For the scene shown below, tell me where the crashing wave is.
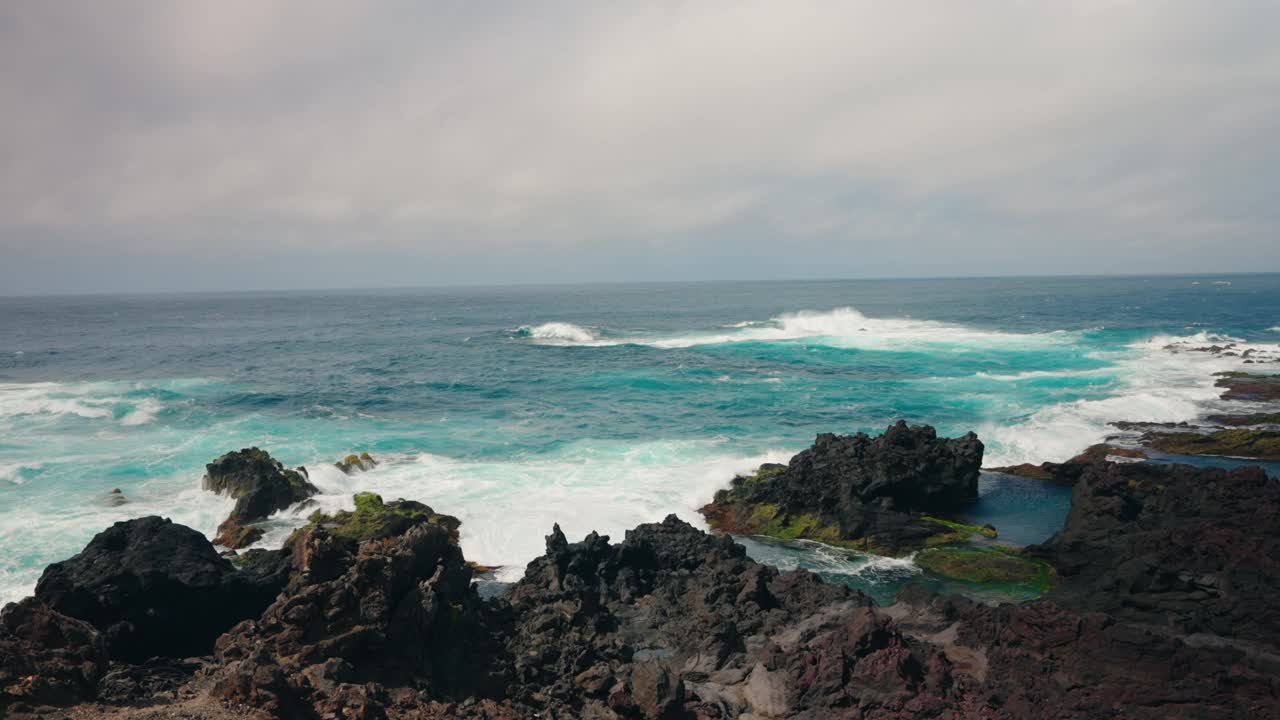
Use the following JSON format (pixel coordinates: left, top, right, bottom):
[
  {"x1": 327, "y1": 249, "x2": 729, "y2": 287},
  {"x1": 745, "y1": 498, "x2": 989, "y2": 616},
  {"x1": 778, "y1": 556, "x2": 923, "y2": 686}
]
[{"x1": 516, "y1": 322, "x2": 599, "y2": 345}]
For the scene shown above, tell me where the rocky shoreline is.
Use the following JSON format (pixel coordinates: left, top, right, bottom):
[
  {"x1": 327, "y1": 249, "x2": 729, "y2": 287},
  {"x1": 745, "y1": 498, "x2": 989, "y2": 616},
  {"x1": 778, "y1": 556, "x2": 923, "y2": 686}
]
[{"x1": 3, "y1": 372, "x2": 1280, "y2": 718}]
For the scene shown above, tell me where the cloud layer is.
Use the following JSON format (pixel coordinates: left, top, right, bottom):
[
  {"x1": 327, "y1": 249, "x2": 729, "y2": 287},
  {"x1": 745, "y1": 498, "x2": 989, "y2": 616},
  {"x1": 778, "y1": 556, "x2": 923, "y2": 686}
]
[{"x1": 2, "y1": 2, "x2": 1278, "y2": 292}]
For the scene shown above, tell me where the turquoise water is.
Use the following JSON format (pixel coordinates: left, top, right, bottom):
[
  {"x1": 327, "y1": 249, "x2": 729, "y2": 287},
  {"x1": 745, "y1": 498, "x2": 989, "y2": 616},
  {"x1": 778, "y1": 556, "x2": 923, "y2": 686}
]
[{"x1": 2, "y1": 275, "x2": 1278, "y2": 603}]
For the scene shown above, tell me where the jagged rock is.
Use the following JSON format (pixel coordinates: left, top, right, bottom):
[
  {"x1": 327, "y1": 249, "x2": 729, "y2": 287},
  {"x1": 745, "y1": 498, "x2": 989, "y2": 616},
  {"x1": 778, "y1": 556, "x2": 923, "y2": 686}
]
[
  {"x1": 32, "y1": 516, "x2": 289, "y2": 663},
  {"x1": 503, "y1": 515, "x2": 946, "y2": 718},
  {"x1": 0, "y1": 598, "x2": 108, "y2": 707},
  {"x1": 336, "y1": 451, "x2": 379, "y2": 474},
  {"x1": 209, "y1": 522, "x2": 506, "y2": 718},
  {"x1": 701, "y1": 422, "x2": 985, "y2": 555},
  {"x1": 203, "y1": 447, "x2": 318, "y2": 548}
]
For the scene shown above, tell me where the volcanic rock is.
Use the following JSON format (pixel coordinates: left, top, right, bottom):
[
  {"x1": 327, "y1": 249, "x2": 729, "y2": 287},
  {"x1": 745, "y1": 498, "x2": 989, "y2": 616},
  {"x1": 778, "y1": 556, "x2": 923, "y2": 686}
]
[
  {"x1": 701, "y1": 422, "x2": 985, "y2": 555},
  {"x1": 32, "y1": 516, "x2": 289, "y2": 663},
  {"x1": 203, "y1": 447, "x2": 318, "y2": 548}
]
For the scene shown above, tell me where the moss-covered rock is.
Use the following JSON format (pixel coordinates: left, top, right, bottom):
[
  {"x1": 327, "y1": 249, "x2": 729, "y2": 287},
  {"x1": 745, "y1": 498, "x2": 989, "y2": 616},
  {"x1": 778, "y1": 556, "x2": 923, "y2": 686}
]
[
  {"x1": 335, "y1": 452, "x2": 378, "y2": 474},
  {"x1": 1146, "y1": 428, "x2": 1280, "y2": 460},
  {"x1": 293, "y1": 492, "x2": 461, "y2": 545},
  {"x1": 915, "y1": 546, "x2": 1054, "y2": 596},
  {"x1": 701, "y1": 423, "x2": 988, "y2": 556}
]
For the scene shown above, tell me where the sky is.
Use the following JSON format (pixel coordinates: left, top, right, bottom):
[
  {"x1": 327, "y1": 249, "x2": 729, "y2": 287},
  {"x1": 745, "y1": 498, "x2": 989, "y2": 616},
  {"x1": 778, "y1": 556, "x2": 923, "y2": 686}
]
[{"x1": 1, "y1": 2, "x2": 1278, "y2": 294}]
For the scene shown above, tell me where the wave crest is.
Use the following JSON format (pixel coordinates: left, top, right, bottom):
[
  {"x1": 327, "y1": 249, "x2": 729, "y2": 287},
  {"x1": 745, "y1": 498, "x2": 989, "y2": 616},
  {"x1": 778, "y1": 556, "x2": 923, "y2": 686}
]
[{"x1": 517, "y1": 322, "x2": 599, "y2": 344}]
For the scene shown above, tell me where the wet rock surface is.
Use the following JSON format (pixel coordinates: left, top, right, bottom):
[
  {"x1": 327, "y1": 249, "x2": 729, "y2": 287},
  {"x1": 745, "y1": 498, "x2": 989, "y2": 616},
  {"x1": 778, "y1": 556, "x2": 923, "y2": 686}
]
[
  {"x1": 701, "y1": 422, "x2": 985, "y2": 555},
  {"x1": 203, "y1": 447, "x2": 319, "y2": 548}
]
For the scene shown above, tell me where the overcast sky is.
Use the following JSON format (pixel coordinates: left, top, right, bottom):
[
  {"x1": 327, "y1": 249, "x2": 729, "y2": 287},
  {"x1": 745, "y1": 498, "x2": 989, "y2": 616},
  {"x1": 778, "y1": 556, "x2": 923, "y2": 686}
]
[{"x1": 1, "y1": 2, "x2": 1278, "y2": 294}]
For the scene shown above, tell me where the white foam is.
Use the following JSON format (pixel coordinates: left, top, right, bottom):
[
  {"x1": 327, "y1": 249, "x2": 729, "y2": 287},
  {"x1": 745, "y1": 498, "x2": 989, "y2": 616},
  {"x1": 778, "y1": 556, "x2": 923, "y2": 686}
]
[
  {"x1": 120, "y1": 398, "x2": 162, "y2": 426},
  {"x1": 1270, "y1": 326, "x2": 1280, "y2": 333},
  {"x1": 519, "y1": 322, "x2": 599, "y2": 344},
  {"x1": 250, "y1": 441, "x2": 789, "y2": 583},
  {"x1": 522, "y1": 307, "x2": 1073, "y2": 352},
  {"x1": 972, "y1": 368, "x2": 1108, "y2": 382},
  {"x1": 982, "y1": 331, "x2": 1280, "y2": 466},
  {"x1": 0, "y1": 479, "x2": 235, "y2": 606}
]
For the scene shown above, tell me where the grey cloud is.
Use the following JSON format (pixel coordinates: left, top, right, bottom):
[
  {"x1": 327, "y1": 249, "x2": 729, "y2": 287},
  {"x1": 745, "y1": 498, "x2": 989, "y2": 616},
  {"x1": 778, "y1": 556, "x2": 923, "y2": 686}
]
[{"x1": 1, "y1": 2, "x2": 1278, "y2": 293}]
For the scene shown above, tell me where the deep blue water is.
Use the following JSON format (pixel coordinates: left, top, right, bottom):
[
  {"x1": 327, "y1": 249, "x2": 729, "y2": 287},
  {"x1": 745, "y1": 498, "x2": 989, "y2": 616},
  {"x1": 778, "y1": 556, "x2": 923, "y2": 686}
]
[{"x1": 2, "y1": 275, "x2": 1277, "y2": 603}]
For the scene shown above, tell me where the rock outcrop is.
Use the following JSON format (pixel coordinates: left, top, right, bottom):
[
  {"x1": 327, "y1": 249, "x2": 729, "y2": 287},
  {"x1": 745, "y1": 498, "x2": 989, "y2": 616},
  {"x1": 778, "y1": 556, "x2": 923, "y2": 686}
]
[
  {"x1": 1214, "y1": 371, "x2": 1280, "y2": 402},
  {"x1": 336, "y1": 451, "x2": 379, "y2": 474},
  {"x1": 209, "y1": 521, "x2": 506, "y2": 719},
  {"x1": 1033, "y1": 460, "x2": 1280, "y2": 641},
  {"x1": 292, "y1": 492, "x2": 462, "y2": 544},
  {"x1": 203, "y1": 447, "x2": 319, "y2": 548},
  {"x1": 31, "y1": 516, "x2": 289, "y2": 663},
  {"x1": 503, "y1": 514, "x2": 950, "y2": 719},
  {"x1": 702, "y1": 422, "x2": 985, "y2": 555}
]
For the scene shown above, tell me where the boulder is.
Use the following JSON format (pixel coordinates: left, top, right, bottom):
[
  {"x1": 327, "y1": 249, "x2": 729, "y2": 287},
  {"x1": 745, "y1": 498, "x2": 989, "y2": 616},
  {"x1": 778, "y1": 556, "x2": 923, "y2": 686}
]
[
  {"x1": 32, "y1": 516, "x2": 289, "y2": 663},
  {"x1": 203, "y1": 447, "x2": 318, "y2": 548},
  {"x1": 701, "y1": 422, "x2": 985, "y2": 555}
]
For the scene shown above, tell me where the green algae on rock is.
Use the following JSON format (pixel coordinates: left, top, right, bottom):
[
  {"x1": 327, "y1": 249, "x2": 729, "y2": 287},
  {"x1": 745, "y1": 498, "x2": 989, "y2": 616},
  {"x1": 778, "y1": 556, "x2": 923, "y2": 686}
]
[
  {"x1": 914, "y1": 545, "x2": 1054, "y2": 597},
  {"x1": 1145, "y1": 428, "x2": 1280, "y2": 460},
  {"x1": 293, "y1": 491, "x2": 461, "y2": 544},
  {"x1": 701, "y1": 422, "x2": 987, "y2": 556}
]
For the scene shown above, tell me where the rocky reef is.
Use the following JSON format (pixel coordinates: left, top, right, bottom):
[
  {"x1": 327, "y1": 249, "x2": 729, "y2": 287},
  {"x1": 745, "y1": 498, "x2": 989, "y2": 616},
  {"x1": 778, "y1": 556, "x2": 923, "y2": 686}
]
[
  {"x1": 701, "y1": 421, "x2": 985, "y2": 556},
  {"x1": 203, "y1": 447, "x2": 319, "y2": 548},
  {"x1": 3, "y1": 434, "x2": 1280, "y2": 718}
]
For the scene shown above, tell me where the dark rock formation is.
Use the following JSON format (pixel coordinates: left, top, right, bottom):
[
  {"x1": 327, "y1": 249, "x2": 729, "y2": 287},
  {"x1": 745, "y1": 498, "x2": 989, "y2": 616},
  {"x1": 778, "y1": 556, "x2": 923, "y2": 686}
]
[
  {"x1": 32, "y1": 516, "x2": 289, "y2": 663},
  {"x1": 336, "y1": 451, "x2": 379, "y2": 474},
  {"x1": 203, "y1": 447, "x2": 319, "y2": 548},
  {"x1": 1034, "y1": 460, "x2": 1280, "y2": 640},
  {"x1": 0, "y1": 598, "x2": 108, "y2": 707},
  {"x1": 209, "y1": 522, "x2": 506, "y2": 719},
  {"x1": 504, "y1": 515, "x2": 948, "y2": 719},
  {"x1": 702, "y1": 422, "x2": 984, "y2": 555}
]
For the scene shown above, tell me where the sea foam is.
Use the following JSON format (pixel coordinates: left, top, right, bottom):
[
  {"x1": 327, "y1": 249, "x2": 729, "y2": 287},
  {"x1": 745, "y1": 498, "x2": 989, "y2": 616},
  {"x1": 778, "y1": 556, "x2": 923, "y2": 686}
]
[
  {"x1": 981, "y1": 332, "x2": 1280, "y2": 466},
  {"x1": 523, "y1": 306, "x2": 1072, "y2": 351}
]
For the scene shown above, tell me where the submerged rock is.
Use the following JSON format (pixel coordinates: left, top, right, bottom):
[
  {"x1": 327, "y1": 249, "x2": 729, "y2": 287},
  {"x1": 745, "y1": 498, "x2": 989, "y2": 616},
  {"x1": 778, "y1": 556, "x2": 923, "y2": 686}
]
[
  {"x1": 1214, "y1": 371, "x2": 1280, "y2": 402},
  {"x1": 986, "y1": 444, "x2": 1145, "y2": 483},
  {"x1": 335, "y1": 451, "x2": 378, "y2": 474},
  {"x1": 701, "y1": 421, "x2": 985, "y2": 555},
  {"x1": 31, "y1": 516, "x2": 289, "y2": 663},
  {"x1": 203, "y1": 447, "x2": 318, "y2": 548}
]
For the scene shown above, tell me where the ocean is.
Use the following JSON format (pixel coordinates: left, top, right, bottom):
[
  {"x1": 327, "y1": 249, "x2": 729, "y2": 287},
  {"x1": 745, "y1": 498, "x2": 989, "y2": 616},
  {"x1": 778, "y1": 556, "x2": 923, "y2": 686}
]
[{"x1": 2, "y1": 274, "x2": 1278, "y2": 605}]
